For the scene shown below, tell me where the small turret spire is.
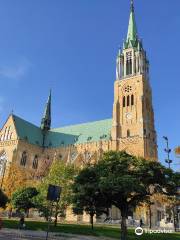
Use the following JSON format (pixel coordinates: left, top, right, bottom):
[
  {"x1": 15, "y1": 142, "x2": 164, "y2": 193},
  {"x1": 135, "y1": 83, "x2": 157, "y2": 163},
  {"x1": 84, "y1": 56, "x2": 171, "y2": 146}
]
[{"x1": 41, "y1": 90, "x2": 51, "y2": 131}]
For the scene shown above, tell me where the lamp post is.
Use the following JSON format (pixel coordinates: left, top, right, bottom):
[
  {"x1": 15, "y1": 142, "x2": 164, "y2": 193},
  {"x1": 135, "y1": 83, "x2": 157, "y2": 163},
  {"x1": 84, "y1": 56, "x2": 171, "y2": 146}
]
[
  {"x1": 163, "y1": 136, "x2": 173, "y2": 169},
  {"x1": 46, "y1": 185, "x2": 61, "y2": 240}
]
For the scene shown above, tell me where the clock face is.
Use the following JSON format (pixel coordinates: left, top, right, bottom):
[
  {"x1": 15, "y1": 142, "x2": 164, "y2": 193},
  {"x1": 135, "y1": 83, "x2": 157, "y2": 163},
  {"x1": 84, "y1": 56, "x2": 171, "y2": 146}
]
[{"x1": 125, "y1": 112, "x2": 132, "y2": 120}]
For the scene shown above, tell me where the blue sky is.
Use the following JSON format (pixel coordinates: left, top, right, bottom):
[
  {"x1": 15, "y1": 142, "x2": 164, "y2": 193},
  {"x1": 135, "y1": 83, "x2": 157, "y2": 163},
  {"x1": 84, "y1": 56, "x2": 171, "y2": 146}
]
[{"x1": 0, "y1": 0, "x2": 179, "y2": 170}]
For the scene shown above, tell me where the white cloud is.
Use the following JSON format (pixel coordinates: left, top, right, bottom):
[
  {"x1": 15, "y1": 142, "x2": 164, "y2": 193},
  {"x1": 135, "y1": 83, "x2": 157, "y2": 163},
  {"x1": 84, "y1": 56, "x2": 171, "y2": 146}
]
[{"x1": 0, "y1": 58, "x2": 31, "y2": 81}]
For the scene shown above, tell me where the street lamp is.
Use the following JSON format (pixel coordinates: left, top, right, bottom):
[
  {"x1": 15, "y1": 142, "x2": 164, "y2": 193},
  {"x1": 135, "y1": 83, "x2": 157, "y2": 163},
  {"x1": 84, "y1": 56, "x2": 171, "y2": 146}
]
[{"x1": 163, "y1": 136, "x2": 173, "y2": 169}]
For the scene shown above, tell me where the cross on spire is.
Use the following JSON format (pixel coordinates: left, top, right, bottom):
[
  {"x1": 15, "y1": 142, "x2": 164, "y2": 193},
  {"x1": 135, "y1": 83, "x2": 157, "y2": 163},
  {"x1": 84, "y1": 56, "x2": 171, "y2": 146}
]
[{"x1": 131, "y1": 0, "x2": 134, "y2": 12}]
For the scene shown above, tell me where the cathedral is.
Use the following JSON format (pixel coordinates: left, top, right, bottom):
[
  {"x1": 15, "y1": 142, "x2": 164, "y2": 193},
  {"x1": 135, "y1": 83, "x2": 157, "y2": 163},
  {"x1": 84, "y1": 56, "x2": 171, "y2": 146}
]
[{"x1": 0, "y1": 0, "x2": 162, "y2": 226}]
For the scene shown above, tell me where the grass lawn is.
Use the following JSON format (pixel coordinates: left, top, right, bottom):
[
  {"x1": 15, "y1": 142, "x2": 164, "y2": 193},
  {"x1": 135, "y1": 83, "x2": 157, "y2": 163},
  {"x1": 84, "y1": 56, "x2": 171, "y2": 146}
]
[{"x1": 3, "y1": 219, "x2": 180, "y2": 240}]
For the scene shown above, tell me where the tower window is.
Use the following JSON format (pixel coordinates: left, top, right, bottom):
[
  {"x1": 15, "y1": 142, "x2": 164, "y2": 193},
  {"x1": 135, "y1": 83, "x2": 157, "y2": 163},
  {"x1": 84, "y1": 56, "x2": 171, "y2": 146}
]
[
  {"x1": 144, "y1": 129, "x2": 146, "y2": 135},
  {"x1": 127, "y1": 130, "x2": 130, "y2": 137},
  {"x1": 20, "y1": 151, "x2": 27, "y2": 167},
  {"x1": 126, "y1": 52, "x2": 132, "y2": 75},
  {"x1": 131, "y1": 95, "x2": 134, "y2": 105},
  {"x1": 123, "y1": 96, "x2": 126, "y2": 107},
  {"x1": 127, "y1": 95, "x2": 130, "y2": 106},
  {"x1": 32, "y1": 155, "x2": 38, "y2": 169}
]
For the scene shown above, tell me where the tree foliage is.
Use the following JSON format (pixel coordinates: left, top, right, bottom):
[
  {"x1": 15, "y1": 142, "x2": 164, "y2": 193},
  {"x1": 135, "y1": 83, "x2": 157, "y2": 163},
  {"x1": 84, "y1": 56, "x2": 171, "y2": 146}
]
[
  {"x1": 3, "y1": 162, "x2": 37, "y2": 199},
  {"x1": 11, "y1": 187, "x2": 38, "y2": 216},
  {"x1": 175, "y1": 146, "x2": 180, "y2": 157},
  {"x1": 35, "y1": 160, "x2": 77, "y2": 225},
  {"x1": 72, "y1": 166, "x2": 110, "y2": 229},
  {"x1": 0, "y1": 188, "x2": 8, "y2": 208},
  {"x1": 161, "y1": 171, "x2": 180, "y2": 231},
  {"x1": 72, "y1": 151, "x2": 180, "y2": 240}
]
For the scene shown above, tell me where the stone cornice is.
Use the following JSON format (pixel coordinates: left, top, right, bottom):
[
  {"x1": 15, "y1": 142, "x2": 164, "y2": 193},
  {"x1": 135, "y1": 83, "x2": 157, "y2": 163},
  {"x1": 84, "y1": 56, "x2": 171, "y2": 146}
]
[{"x1": 0, "y1": 140, "x2": 18, "y2": 147}]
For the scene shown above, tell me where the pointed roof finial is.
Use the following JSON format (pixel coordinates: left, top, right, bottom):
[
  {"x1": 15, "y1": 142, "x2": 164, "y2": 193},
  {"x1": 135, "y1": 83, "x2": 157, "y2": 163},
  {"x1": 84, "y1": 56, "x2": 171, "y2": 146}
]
[
  {"x1": 41, "y1": 90, "x2": 51, "y2": 131},
  {"x1": 125, "y1": 0, "x2": 138, "y2": 48},
  {"x1": 131, "y1": 0, "x2": 134, "y2": 12}
]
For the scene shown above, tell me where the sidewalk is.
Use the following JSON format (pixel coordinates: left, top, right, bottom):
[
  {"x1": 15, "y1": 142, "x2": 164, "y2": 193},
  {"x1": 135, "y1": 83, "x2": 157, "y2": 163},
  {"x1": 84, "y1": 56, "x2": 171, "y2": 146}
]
[{"x1": 0, "y1": 228, "x2": 113, "y2": 240}]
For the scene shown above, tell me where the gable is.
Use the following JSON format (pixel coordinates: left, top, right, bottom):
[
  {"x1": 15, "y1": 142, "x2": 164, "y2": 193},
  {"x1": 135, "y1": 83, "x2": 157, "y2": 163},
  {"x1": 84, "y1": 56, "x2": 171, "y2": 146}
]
[{"x1": 0, "y1": 115, "x2": 18, "y2": 142}]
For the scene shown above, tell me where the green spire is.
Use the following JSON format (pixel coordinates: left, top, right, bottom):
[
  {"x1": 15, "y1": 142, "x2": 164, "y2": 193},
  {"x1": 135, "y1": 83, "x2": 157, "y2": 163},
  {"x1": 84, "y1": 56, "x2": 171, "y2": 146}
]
[
  {"x1": 126, "y1": 0, "x2": 138, "y2": 48},
  {"x1": 41, "y1": 90, "x2": 51, "y2": 131}
]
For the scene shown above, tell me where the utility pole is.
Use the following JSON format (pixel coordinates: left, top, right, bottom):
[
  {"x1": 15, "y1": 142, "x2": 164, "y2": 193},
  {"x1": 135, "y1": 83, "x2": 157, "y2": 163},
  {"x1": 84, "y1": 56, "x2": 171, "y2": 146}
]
[{"x1": 163, "y1": 136, "x2": 173, "y2": 169}]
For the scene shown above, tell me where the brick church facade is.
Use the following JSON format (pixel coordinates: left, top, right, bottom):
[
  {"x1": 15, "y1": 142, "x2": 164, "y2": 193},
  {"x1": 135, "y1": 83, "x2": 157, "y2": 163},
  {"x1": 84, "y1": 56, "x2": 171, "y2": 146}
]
[{"x1": 0, "y1": 1, "x2": 163, "y2": 226}]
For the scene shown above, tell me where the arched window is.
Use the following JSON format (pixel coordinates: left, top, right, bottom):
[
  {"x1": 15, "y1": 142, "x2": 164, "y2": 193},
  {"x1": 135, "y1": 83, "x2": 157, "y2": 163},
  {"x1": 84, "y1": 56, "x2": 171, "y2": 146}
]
[
  {"x1": 3, "y1": 127, "x2": 7, "y2": 141},
  {"x1": 123, "y1": 96, "x2": 126, "y2": 107},
  {"x1": 127, "y1": 130, "x2": 130, "y2": 137},
  {"x1": 9, "y1": 133, "x2": 13, "y2": 140},
  {"x1": 144, "y1": 129, "x2": 146, "y2": 136},
  {"x1": 131, "y1": 95, "x2": 134, "y2": 106},
  {"x1": 0, "y1": 151, "x2": 7, "y2": 176},
  {"x1": 126, "y1": 52, "x2": 132, "y2": 75},
  {"x1": 7, "y1": 126, "x2": 11, "y2": 140},
  {"x1": 127, "y1": 95, "x2": 130, "y2": 106},
  {"x1": 32, "y1": 155, "x2": 38, "y2": 169},
  {"x1": 20, "y1": 151, "x2": 27, "y2": 167}
]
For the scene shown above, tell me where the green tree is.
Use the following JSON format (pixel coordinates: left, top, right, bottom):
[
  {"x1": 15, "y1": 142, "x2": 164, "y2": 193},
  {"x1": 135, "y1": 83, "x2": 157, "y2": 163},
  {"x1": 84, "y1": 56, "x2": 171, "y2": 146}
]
[
  {"x1": 72, "y1": 166, "x2": 110, "y2": 229},
  {"x1": 0, "y1": 188, "x2": 8, "y2": 208},
  {"x1": 35, "y1": 160, "x2": 77, "y2": 226},
  {"x1": 97, "y1": 151, "x2": 180, "y2": 240},
  {"x1": 73, "y1": 151, "x2": 179, "y2": 240},
  {"x1": 163, "y1": 171, "x2": 180, "y2": 232},
  {"x1": 11, "y1": 187, "x2": 38, "y2": 217}
]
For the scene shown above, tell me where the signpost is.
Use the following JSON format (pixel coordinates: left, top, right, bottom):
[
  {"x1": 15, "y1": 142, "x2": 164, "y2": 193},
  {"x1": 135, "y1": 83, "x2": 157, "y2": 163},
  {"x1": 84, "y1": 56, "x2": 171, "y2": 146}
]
[{"x1": 46, "y1": 184, "x2": 61, "y2": 240}]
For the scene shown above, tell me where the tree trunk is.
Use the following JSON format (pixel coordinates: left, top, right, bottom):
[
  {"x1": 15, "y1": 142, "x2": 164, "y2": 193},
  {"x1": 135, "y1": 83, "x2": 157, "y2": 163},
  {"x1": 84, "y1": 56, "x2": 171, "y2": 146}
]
[
  {"x1": 8, "y1": 208, "x2": 12, "y2": 219},
  {"x1": 54, "y1": 210, "x2": 58, "y2": 227},
  {"x1": 54, "y1": 201, "x2": 59, "y2": 227},
  {"x1": 172, "y1": 206, "x2": 177, "y2": 232},
  {"x1": 90, "y1": 213, "x2": 94, "y2": 230},
  {"x1": 54, "y1": 214, "x2": 58, "y2": 227},
  {"x1": 25, "y1": 209, "x2": 29, "y2": 218},
  {"x1": 120, "y1": 209, "x2": 127, "y2": 240},
  {"x1": 148, "y1": 205, "x2": 152, "y2": 229}
]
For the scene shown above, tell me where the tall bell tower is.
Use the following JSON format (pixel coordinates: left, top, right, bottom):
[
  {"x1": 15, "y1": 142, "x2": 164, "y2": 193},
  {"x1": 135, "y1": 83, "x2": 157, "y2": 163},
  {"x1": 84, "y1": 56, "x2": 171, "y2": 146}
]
[{"x1": 111, "y1": 0, "x2": 157, "y2": 160}]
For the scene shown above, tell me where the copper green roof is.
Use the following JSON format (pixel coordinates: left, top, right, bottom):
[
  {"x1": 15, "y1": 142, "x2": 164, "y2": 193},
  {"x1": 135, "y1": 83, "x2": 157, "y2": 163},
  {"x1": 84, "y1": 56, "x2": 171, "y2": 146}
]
[
  {"x1": 12, "y1": 114, "x2": 112, "y2": 148},
  {"x1": 46, "y1": 119, "x2": 112, "y2": 147},
  {"x1": 13, "y1": 114, "x2": 43, "y2": 146}
]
